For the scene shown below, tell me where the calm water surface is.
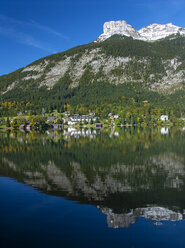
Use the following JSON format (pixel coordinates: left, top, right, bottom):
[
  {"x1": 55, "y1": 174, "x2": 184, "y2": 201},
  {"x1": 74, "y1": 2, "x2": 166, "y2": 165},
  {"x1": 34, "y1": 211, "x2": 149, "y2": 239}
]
[{"x1": 0, "y1": 127, "x2": 185, "y2": 248}]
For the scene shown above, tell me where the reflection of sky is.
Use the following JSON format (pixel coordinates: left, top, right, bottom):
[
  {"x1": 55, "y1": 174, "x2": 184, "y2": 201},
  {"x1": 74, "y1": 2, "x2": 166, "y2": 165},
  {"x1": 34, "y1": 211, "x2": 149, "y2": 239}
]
[{"x1": 1, "y1": 176, "x2": 185, "y2": 248}]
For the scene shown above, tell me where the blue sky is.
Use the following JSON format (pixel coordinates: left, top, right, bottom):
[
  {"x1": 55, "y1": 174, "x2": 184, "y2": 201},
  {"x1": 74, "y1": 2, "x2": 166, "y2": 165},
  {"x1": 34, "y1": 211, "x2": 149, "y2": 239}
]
[{"x1": 1, "y1": 0, "x2": 185, "y2": 75}]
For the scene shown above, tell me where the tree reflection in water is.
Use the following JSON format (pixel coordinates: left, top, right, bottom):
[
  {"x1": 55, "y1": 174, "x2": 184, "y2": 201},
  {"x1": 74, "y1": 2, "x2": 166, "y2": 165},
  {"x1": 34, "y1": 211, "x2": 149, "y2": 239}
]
[{"x1": 0, "y1": 127, "x2": 185, "y2": 228}]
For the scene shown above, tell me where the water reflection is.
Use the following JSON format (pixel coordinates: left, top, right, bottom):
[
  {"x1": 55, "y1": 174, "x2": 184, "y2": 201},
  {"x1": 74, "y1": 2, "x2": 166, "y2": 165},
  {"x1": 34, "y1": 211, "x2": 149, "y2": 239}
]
[
  {"x1": 63, "y1": 127, "x2": 98, "y2": 140},
  {"x1": 161, "y1": 127, "x2": 169, "y2": 135},
  {"x1": 100, "y1": 206, "x2": 184, "y2": 228},
  {"x1": 0, "y1": 127, "x2": 185, "y2": 228}
]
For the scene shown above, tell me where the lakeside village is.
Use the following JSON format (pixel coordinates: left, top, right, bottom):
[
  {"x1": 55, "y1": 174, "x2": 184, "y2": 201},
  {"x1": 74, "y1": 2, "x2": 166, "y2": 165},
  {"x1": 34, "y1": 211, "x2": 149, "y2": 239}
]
[{"x1": 0, "y1": 109, "x2": 185, "y2": 131}]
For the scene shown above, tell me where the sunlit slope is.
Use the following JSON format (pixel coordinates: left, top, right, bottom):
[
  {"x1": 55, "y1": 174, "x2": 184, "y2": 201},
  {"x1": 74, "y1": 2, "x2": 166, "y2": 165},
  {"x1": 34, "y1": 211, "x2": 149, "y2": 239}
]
[{"x1": 0, "y1": 34, "x2": 185, "y2": 110}]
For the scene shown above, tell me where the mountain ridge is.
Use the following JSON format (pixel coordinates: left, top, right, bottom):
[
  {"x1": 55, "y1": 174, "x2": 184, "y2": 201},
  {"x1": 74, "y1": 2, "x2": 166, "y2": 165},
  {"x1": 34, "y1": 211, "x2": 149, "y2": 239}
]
[{"x1": 97, "y1": 20, "x2": 185, "y2": 42}]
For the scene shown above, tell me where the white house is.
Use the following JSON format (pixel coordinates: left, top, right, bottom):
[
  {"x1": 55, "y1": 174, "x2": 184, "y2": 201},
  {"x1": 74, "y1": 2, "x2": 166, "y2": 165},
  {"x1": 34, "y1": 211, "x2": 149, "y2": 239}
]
[
  {"x1": 160, "y1": 115, "x2": 168, "y2": 121},
  {"x1": 161, "y1": 127, "x2": 169, "y2": 135}
]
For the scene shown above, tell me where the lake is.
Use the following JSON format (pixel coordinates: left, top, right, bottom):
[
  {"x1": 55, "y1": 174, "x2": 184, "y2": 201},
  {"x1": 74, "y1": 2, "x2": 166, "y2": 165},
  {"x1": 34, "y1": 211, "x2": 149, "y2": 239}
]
[{"x1": 0, "y1": 127, "x2": 185, "y2": 248}]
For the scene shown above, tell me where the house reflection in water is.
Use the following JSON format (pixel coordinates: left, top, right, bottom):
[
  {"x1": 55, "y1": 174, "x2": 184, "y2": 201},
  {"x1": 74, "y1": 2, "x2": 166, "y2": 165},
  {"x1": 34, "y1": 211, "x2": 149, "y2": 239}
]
[
  {"x1": 161, "y1": 127, "x2": 169, "y2": 135},
  {"x1": 63, "y1": 128, "x2": 97, "y2": 140}
]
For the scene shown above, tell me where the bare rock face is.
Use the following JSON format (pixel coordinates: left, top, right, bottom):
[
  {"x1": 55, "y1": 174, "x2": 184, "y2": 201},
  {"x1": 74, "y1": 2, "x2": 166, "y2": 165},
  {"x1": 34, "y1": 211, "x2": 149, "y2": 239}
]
[
  {"x1": 139, "y1": 23, "x2": 185, "y2": 41},
  {"x1": 97, "y1": 20, "x2": 140, "y2": 41},
  {"x1": 97, "y1": 20, "x2": 185, "y2": 42}
]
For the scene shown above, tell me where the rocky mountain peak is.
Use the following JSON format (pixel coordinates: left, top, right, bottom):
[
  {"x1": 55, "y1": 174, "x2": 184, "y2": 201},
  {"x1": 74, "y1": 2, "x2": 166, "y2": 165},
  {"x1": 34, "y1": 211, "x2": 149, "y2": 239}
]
[
  {"x1": 139, "y1": 22, "x2": 185, "y2": 41},
  {"x1": 97, "y1": 20, "x2": 185, "y2": 42},
  {"x1": 97, "y1": 20, "x2": 140, "y2": 41}
]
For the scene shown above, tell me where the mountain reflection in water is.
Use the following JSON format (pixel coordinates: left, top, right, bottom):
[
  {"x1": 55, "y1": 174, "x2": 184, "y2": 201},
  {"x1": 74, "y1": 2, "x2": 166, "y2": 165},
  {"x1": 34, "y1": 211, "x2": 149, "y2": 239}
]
[{"x1": 0, "y1": 127, "x2": 185, "y2": 228}]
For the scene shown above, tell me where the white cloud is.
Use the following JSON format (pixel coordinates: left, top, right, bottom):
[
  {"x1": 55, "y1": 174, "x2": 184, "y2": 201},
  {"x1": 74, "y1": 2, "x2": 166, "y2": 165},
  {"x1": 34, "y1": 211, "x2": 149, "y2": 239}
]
[
  {"x1": 0, "y1": 26, "x2": 56, "y2": 53},
  {"x1": 0, "y1": 14, "x2": 69, "y2": 39},
  {"x1": 29, "y1": 20, "x2": 69, "y2": 40},
  {"x1": 0, "y1": 14, "x2": 69, "y2": 52}
]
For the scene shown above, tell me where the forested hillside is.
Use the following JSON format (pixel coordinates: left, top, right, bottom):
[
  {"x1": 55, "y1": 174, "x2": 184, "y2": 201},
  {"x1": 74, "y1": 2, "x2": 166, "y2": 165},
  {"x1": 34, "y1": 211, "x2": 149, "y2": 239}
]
[{"x1": 0, "y1": 34, "x2": 185, "y2": 116}]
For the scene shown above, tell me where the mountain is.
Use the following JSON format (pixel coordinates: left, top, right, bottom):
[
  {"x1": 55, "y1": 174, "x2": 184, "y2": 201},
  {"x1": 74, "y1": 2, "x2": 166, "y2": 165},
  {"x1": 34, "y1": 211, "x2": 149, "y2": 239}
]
[
  {"x1": 0, "y1": 20, "x2": 185, "y2": 113},
  {"x1": 97, "y1": 20, "x2": 185, "y2": 41}
]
